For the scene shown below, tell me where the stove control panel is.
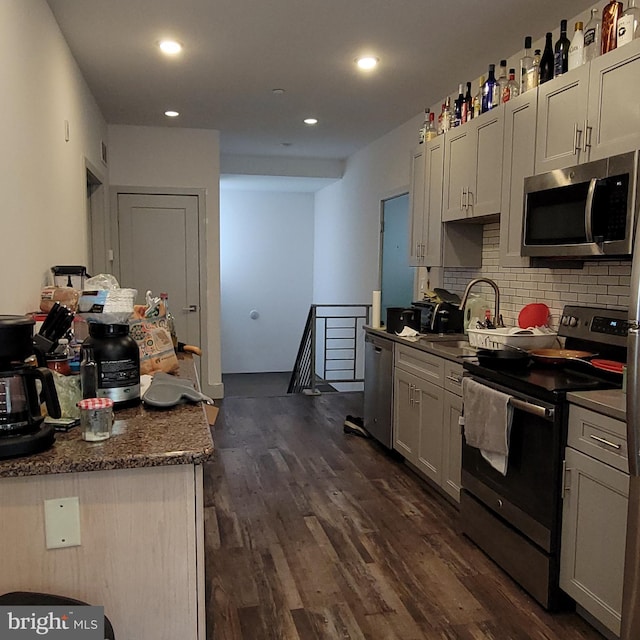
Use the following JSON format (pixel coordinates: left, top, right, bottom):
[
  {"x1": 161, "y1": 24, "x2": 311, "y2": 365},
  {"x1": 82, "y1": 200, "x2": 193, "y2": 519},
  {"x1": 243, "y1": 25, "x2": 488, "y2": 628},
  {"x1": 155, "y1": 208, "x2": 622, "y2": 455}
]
[{"x1": 559, "y1": 305, "x2": 628, "y2": 348}]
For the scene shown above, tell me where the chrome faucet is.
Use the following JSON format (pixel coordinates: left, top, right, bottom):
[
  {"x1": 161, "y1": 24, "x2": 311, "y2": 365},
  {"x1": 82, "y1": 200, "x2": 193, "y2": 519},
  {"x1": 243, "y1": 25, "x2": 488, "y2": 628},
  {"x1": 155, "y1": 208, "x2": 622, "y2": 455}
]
[{"x1": 458, "y1": 278, "x2": 503, "y2": 328}]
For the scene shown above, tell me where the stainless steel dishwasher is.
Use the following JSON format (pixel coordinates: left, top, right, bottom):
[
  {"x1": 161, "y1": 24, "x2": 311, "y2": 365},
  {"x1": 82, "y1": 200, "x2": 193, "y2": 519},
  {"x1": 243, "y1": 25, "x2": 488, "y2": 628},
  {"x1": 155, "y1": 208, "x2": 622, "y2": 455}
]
[{"x1": 363, "y1": 332, "x2": 393, "y2": 448}]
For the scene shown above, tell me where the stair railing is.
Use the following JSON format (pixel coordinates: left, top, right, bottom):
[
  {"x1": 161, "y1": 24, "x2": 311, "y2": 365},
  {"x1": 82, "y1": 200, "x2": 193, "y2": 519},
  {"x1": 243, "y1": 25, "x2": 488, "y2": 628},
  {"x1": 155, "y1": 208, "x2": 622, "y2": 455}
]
[{"x1": 288, "y1": 304, "x2": 371, "y2": 395}]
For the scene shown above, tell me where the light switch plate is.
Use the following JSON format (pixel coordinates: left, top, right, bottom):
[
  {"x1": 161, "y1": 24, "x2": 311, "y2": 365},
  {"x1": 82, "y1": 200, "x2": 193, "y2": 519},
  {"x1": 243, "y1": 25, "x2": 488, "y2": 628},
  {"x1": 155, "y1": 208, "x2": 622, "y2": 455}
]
[{"x1": 44, "y1": 497, "x2": 81, "y2": 549}]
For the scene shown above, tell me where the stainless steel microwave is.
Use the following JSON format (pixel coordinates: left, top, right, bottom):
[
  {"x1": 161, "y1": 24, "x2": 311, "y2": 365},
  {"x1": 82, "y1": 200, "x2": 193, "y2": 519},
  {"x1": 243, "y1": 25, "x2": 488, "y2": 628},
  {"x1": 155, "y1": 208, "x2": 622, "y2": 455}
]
[{"x1": 522, "y1": 150, "x2": 639, "y2": 258}]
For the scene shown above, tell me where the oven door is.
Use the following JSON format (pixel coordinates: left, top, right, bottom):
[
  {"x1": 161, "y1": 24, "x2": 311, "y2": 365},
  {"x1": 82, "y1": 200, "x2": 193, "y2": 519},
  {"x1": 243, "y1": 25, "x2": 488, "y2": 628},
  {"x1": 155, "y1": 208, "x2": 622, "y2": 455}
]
[{"x1": 462, "y1": 376, "x2": 565, "y2": 553}]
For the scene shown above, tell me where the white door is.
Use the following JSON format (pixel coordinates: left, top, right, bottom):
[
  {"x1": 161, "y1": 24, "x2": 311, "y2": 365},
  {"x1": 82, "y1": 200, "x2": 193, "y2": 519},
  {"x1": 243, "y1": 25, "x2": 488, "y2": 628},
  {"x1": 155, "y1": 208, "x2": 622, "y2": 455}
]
[{"x1": 117, "y1": 193, "x2": 201, "y2": 348}]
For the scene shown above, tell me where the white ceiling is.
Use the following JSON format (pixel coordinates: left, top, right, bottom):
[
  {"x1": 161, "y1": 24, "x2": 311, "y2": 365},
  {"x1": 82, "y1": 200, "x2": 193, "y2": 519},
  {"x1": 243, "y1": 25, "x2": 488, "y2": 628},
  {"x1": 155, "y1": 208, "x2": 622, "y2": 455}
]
[{"x1": 46, "y1": 0, "x2": 594, "y2": 163}]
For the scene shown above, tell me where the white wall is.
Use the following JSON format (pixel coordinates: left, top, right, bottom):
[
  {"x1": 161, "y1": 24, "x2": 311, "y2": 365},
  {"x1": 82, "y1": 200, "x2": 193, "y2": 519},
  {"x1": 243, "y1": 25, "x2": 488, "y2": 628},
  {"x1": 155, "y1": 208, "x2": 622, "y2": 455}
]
[
  {"x1": 314, "y1": 114, "x2": 421, "y2": 305},
  {"x1": 107, "y1": 125, "x2": 222, "y2": 395},
  {"x1": 0, "y1": 0, "x2": 108, "y2": 315},
  {"x1": 220, "y1": 190, "x2": 314, "y2": 373}
]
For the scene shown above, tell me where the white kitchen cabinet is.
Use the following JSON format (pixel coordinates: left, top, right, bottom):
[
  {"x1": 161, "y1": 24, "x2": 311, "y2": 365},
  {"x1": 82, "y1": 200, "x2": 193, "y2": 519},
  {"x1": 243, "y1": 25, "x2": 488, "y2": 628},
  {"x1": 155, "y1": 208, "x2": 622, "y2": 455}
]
[
  {"x1": 409, "y1": 145, "x2": 426, "y2": 266},
  {"x1": 409, "y1": 137, "x2": 482, "y2": 268},
  {"x1": 499, "y1": 89, "x2": 537, "y2": 268},
  {"x1": 442, "y1": 108, "x2": 504, "y2": 222},
  {"x1": 393, "y1": 367, "x2": 421, "y2": 461},
  {"x1": 535, "y1": 38, "x2": 640, "y2": 173},
  {"x1": 441, "y1": 361, "x2": 463, "y2": 502},
  {"x1": 393, "y1": 344, "x2": 462, "y2": 503},
  {"x1": 560, "y1": 404, "x2": 629, "y2": 637}
]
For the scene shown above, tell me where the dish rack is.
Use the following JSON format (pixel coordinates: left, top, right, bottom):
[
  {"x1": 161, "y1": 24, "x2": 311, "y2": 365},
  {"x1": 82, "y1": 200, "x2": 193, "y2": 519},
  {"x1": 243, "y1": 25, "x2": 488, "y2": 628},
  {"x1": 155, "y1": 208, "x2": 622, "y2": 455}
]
[{"x1": 467, "y1": 327, "x2": 558, "y2": 350}]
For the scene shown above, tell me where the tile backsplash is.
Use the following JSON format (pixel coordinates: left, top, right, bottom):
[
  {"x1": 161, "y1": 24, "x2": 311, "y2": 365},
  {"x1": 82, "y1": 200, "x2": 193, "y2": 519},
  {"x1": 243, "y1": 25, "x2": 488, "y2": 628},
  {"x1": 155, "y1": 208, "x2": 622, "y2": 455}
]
[{"x1": 442, "y1": 223, "x2": 631, "y2": 330}]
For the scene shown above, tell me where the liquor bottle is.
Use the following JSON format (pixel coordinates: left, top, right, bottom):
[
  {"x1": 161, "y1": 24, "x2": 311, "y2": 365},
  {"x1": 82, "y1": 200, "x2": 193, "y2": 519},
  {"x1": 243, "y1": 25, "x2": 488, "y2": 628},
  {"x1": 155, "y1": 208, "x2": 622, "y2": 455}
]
[
  {"x1": 584, "y1": 8, "x2": 602, "y2": 61},
  {"x1": 464, "y1": 81, "x2": 473, "y2": 122},
  {"x1": 424, "y1": 111, "x2": 437, "y2": 141},
  {"x1": 617, "y1": 0, "x2": 640, "y2": 46},
  {"x1": 602, "y1": 0, "x2": 624, "y2": 54},
  {"x1": 502, "y1": 69, "x2": 520, "y2": 103},
  {"x1": 482, "y1": 65, "x2": 498, "y2": 113},
  {"x1": 568, "y1": 21, "x2": 585, "y2": 70},
  {"x1": 554, "y1": 20, "x2": 571, "y2": 76},
  {"x1": 520, "y1": 36, "x2": 534, "y2": 93},
  {"x1": 419, "y1": 108, "x2": 430, "y2": 143},
  {"x1": 473, "y1": 76, "x2": 484, "y2": 118},
  {"x1": 495, "y1": 59, "x2": 508, "y2": 105},
  {"x1": 530, "y1": 49, "x2": 541, "y2": 89},
  {"x1": 441, "y1": 97, "x2": 452, "y2": 133},
  {"x1": 454, "y1": 84, "x2": 464, "y2": 126},
  {"x1": 539, "y1": 32, "x2": 555, "y2": 83}
]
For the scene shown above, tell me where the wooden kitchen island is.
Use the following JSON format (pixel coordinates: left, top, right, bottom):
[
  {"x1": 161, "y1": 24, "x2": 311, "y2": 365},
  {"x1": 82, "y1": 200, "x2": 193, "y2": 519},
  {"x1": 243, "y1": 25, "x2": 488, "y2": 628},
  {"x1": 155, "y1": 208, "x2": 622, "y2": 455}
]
[{"x1": 0, "y1": 358, "x2": 214, "y2": 640}]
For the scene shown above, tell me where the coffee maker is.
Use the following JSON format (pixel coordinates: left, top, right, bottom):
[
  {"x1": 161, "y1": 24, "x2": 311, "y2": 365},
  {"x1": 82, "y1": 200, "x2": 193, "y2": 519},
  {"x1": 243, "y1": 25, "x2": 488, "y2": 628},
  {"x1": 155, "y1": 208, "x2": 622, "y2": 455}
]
[{"x1": 0, "y1": 315, "x2": 61, "y2": 459}]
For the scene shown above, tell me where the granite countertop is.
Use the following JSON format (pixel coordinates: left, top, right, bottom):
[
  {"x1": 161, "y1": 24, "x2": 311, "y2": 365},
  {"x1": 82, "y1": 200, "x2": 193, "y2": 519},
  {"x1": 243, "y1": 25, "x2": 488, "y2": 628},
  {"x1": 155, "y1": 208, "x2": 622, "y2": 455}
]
[
  {"x1": 0, "y1": 357, "x2": 215, "y2": 478},
  {"x1": 567, "y1": 388, "x2": 627, "y2": 422},
  {"x1": 365, "y1": 325, "x2": 474, "y2": 363}
]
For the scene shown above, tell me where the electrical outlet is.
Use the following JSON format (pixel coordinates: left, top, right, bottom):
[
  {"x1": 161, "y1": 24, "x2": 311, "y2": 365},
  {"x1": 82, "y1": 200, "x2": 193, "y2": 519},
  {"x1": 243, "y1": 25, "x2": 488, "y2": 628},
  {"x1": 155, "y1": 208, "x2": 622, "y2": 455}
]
[{"x1": 44, "y1": 497, "x2": 81, "y2": 549}]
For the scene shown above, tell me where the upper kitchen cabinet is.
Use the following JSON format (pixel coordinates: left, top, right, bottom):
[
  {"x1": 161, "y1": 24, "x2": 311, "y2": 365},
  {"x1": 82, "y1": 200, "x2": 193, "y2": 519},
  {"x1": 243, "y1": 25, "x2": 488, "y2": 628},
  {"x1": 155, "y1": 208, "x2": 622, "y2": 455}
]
[
  {"x1": 409, "y1": 145, "x2": 426, "y2": 266},
  {"x1": 536, "y1": 38, "x2": 640, "y2": 173},
  {"x1": 442, "y1": 108, "x2": 504, "y2": 222},
  {"x1": 409, "y1": 138, "x2": 482, "y2": 268},
  {"x1": 499, "y1": 89, "x2": 537, "y2": 268}
]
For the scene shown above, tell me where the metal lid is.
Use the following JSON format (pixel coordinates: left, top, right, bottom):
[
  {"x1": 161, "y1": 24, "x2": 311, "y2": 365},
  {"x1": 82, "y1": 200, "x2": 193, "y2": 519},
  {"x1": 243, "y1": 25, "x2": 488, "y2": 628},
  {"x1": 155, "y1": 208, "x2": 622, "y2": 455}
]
[{"x1": 88, "y1": 323, "x2": 130, "y2": 338}]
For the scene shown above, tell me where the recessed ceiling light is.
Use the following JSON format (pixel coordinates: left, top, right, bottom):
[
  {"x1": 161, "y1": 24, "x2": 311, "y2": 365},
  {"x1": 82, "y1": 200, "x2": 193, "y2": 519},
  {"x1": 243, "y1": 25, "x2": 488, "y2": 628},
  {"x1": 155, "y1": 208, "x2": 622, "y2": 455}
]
[
  {"x1": 304, "y1": 118, "x2": 318, "y2": 125},
  {"x1": 356, "y1": 56, "x2": 379, "y2": 70},
  {"x1": 164, "y1": 110, "x2": 180, "y2": 118},
  {"x1": 272, "y1": 88, "x2": 286, "y2": 95},
  {"x1": 158, "y1": 40, "x2": 182, "y2": 55}
]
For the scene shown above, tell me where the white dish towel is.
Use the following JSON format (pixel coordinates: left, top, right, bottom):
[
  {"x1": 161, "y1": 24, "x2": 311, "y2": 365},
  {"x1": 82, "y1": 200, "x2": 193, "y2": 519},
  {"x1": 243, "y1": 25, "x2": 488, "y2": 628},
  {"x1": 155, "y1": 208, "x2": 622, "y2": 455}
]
[{"x1": 462, "y1": 377, "x2": 514, "y2": 475}]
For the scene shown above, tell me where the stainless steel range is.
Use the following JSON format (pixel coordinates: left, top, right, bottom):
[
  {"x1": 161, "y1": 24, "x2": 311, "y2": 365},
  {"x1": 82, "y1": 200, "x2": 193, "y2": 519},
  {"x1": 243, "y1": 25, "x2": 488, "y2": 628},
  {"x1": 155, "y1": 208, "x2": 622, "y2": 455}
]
[{"x1": 461, "y1": 305, "x2": 627, "y2": 610}]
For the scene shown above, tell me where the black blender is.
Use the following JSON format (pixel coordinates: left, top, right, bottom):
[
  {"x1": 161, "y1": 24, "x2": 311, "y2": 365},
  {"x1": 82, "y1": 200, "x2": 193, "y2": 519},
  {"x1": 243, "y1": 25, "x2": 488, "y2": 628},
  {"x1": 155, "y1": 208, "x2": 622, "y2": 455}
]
[{"x1": 0, "y1": 315, "x2": 61, "y2": 459}]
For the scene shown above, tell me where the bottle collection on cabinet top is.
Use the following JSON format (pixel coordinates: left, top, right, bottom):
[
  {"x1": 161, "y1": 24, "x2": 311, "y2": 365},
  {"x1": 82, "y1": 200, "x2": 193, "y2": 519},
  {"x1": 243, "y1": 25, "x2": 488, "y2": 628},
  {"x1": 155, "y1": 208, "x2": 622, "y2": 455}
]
[{"x1": 417, "y1": 0, "x2": 639, "y2": 143}]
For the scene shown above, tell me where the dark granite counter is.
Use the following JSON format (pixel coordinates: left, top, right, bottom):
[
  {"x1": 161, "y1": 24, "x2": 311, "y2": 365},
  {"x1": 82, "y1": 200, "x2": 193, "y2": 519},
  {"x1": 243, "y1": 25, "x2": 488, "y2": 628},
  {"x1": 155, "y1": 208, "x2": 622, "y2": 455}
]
[
  {"x1": 365, "y1": 325, "x2": 473, "y2": 363},
  {"x1": 0, "y1": 357, "x2": 214, "y2": 478}
]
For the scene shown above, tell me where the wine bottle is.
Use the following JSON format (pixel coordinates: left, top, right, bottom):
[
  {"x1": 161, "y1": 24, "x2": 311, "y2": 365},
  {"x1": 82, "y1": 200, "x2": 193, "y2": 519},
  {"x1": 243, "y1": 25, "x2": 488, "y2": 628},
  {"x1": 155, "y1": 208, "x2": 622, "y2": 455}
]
[
  {"x1": 482, "y1": 65, "x2": 498, "y2": 113},
  {"x1": 554, "y1": 20, "x2": 571, "y2": 76},
  {"x1": 495, "y1": 59, "x2": 508, "y2": 106},
  {"x1": 454, "y1": 84, "x2": 464, "y2": 127},
  {"x1": 617, "y1": 0, "x2": 640, "y2": 46},
  {"x1": 568, "y1": 22, "x2": 585, "y2": 70},
  {"x1": 539, "y1": 33, "x2": 555, "y2": 84},
  {"x1": 520, "y1": 36, "x2": 533, "y2": 93},
  {"x1": 584, "y1": 8, "x2": 602, "y2": 62},
  {"x1": 602, "y1": 0, "x2": 624, "y2": 54},
  {"x1": 464, "y1": 81, "x2": 473, "y2": 122}
]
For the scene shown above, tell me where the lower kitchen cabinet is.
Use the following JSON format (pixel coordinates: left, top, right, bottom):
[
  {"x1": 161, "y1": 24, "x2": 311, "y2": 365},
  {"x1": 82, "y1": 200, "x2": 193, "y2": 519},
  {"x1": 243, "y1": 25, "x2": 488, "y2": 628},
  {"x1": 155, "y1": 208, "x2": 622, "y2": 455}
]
[
  {"x1": 393, "y1": 344, "x2": 462, "y2": 502},
  {"x1": 560, "y1": 404, "x2": 629, "y2": 637},
  {"x1": 442, "y1": 387, "x2": 462, "y2": 501}
]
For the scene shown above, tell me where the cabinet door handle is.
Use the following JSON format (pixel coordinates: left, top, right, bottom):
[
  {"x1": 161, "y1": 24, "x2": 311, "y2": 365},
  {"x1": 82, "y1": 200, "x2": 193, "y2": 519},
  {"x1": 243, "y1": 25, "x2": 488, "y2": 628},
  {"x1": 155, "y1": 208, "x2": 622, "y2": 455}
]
[
  {"x1": 183, "y1": 304, "x2": 198, "y2": 312},
  {"x1": 446, "y1": 375, "x2": 462, "y2": 385},
  {"x1": 413, "y1": 388, "x2": 421, "y2": 404},
  {"x1": 589, "y1": 434, "x2": 621, "y2": 449},
  {"x1": 466, "y1": 189, "x2": 473, "y2": 212},
  {"x1": 562, "y1": 460, "x2": 571, "y2": 496},
  {"x1": 460, "y1": 187, "x2": 465, "y2": 210},
  {"x1": 584, "y1": 119, "x2": 592, "y2": 150},
  {"x1": 409, "y1": 383, "x2": 414, "y2": 406},
  {"x1": 573, "y1": 122, "x2": 583, "y2": 153}
]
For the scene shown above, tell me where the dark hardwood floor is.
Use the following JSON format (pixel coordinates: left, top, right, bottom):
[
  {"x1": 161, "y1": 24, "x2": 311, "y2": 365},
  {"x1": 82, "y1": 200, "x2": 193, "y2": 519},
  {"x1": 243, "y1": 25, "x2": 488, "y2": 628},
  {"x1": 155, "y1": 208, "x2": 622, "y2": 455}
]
[{"x1": 203, "y1": 392, "x2": 604, "y2": 640}]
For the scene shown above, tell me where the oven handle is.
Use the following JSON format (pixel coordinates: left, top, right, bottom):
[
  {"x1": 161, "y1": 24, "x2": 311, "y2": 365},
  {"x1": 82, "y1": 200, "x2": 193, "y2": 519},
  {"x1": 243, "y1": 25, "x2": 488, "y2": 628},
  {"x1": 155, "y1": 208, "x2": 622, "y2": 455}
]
[{"x1": 509, "y1": 397, "x2": 555, "y2": 421}]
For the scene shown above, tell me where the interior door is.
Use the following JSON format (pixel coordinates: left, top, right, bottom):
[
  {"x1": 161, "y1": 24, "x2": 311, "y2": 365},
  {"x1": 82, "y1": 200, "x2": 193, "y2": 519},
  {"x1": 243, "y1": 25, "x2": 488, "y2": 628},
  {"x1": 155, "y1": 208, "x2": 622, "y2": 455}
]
[{"x1": 117, "y1": 193, "x2": 201, "y2": 348}]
